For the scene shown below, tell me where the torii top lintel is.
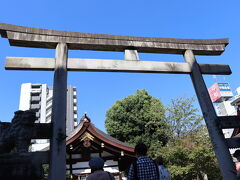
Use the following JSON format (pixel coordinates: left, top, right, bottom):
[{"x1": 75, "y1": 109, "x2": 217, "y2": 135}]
[{"x1": 0, "y1": 23, "x2": 228, "y2": 55}]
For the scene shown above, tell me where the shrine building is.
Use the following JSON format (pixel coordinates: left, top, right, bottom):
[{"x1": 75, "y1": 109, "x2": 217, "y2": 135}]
[{"x1": 66, "y1": 114, "x2": 136, "y2": 179}]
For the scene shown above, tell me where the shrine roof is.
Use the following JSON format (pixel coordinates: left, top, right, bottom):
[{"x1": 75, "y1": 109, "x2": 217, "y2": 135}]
[
  {"x1": 91, "y1": 124, "x2": 134, "y2": 149},
  {"x1": 66, "y1": 116, "x2": 134, "y2": 153}
]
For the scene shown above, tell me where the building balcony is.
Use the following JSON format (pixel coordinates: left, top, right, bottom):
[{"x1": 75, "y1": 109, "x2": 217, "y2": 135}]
[
  {"x1": 74, "y1": 114, "x2": 78, "y2": 119},
  {"x1": 31, "y1": 96, "x2": 41, "y2": 102},
  {"x1": 46, "y1": 116, "x2": 51, "y2": 123},
  {"x1": 30, "y1": 104, "x2": 40, "y2": 109},
  {"x1": 73, "y1": 99, "x2": 77, "y2": 104},
  {"x1": 46, "y1": 110, "x2": 52, "y2": 117},
  {"x1": 46, "y1": 102, "x2": 52, "y2": 109},
  {"x1": 31, "y1": 89, "x2": 41, "y2": 93},
  {"x1": 73, "y1": 106, "x2": 77, "y2": 112},
  {"x1": 73, "y1": 91, "x2": 77, "y2": 97}
]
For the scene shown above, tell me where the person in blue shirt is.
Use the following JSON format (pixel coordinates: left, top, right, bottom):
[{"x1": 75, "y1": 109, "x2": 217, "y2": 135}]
[
  {"x1": 128, "y1": 143, "x2": 159, "y2": 180},
  {"x1": 155, "y1": 156, "x2": 171, "y2": 180}
]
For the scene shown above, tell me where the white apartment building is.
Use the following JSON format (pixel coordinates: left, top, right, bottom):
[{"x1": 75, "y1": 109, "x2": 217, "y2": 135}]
[{"x1": 19, "y1": 83, "x2": 78, "y2": 151}]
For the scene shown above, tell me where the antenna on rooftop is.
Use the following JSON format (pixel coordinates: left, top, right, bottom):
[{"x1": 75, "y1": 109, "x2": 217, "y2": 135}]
[
  {"x1": 223, "y1": 76, "x2": 226, "y2": 82},
  {"x1": 212, "y1": 75, "x2": 218, "y2": 83}
]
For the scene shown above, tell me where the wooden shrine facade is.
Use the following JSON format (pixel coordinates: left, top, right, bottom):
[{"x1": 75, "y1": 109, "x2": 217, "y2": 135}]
[
  {"x1": 1, "y1": 23, "x2": 240, "y2": 179},
  {"x1": 66, "y1": 115, "x2": 135, "y2": 179}
]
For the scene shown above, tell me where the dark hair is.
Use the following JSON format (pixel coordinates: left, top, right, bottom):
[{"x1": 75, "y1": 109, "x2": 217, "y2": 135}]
[
  {"x1": 155, "y1": 156, "x2": 163, "y2": 165},
  {"x1": 89, "y1": 157, "x2": 104, "y2": 173},
  {"x1": 91, "y1": 167, "x2": 104, "y2": 173},
  {"x1": 134, "y1": 143, "x2": 148, "y2": 156},
  {"x1": 234, "y1": 150, "x2": 240, "y2": 158}
]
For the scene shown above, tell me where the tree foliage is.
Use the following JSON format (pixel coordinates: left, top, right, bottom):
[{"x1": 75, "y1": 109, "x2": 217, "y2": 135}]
[
  {"x1": 158, "y1": 126, "x2": 221, "y2": 180},
  {"x1": 162, "y1": 96, "x2": 221, "y2": 179},
  {"x1": 165, "y1": 96, "x2": 203, "y2": 138},
  {"x1": 105, "y1": 91, "x2": 221, "y2": 179},
  {"x1": 105, "y1": 89, "x2": 169, "y2": 151}
]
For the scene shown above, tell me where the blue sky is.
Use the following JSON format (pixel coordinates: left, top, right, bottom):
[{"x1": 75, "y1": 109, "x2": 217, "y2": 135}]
[{"x1": 0, "y1": 0, "x2": 240, "y2": 131}]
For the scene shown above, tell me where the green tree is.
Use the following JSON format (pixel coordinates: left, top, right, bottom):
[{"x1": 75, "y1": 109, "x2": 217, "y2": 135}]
[
  {"x1": 105, "y1": 93, "x2": 221, "y2": 179},
  {"x1": 162, "y1": 96, "x2": 221, "y2": 179},
  {"x1": 105, "y1": 89, "x2": 170, "y2": 153},
  {"x1": 165, "y1": 96, "x2": 203, "y2": 138},
  {"x1": 158, "y1": 126, "x2": 221, "y2": 180}
]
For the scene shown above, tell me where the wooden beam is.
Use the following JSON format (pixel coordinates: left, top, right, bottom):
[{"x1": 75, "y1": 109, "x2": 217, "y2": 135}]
[
  {"x1": 218, "y1": 116, "x2": 240, "y2": 129},
  {"x1": 5, "y1": 57, "x2": 232, "y2": 75},
  {"x1": 66, "y1": 156, "x2": 119, "y2": 164},
  {"x1": 66, "y1": 164, "x2": 119, "y2": 170},
  {"x1": 226, "y1": 137, "x2": 240, "y2": 149},
  {"x1": 0, "y1": 23, "x2": 228, "y2": 55},
  {"x1": 69, "y1": 153, "x2": 73, "y2": 176},
  {"x1": 5, "y1": 57, "x2": 55, "y2": 71},
  {"x1": 199, "y1": 63, "x2": 231, "y2": 75},
  {"x1": 68, "y1": 59, "x2": 191, "y2": 74}
]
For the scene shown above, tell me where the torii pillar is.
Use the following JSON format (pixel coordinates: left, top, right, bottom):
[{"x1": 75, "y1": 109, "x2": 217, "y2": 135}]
[{"x1": 49, "y1": 43, "x2": 68, "y2": 180}]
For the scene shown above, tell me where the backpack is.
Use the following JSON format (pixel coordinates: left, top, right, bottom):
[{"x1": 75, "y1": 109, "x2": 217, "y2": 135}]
[{"x1": 158, "y1": 165, "x2": 170, "y2": 180}]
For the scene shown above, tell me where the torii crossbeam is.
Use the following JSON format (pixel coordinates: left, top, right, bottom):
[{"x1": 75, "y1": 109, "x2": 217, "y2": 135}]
[{"x1": 0, "y1": 23, "x2": 237, "y2": 180}]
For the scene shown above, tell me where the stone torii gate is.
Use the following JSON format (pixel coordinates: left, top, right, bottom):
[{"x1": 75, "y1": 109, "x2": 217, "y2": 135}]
[{"x1": 0, "y1": 23, "x2": 239, "y2": 180}]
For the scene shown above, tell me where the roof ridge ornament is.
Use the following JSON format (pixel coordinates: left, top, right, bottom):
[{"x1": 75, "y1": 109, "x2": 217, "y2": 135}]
[{"x1": 80, "y1": 112, "x2": 91, "y2": 123}]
